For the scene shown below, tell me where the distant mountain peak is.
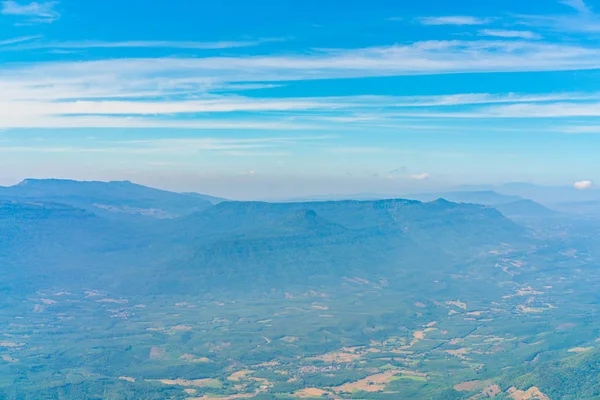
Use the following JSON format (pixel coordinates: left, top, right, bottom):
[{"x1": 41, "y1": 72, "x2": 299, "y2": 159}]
[
  {"x1": 430, "y1": 198, "x2": 452, "y2": 205},
  {"x1": 407, "y1": 190, "x2": 523, "y2": 206},
  {"x1": 494, "y1": 199, "x2": 557, "y2": 218}
]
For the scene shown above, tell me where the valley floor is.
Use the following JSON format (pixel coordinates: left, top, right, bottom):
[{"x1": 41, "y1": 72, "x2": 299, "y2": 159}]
[{"x1": 2, "y1": 245, "x2": 599, "y2": 399}]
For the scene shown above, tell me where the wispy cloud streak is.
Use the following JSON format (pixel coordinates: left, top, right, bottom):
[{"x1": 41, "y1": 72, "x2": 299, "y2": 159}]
[
  {"x1": 479, "y1": 29, "x2": 542, "y2": 39},
  {"x1": 1, "y1": 91, "x2": 599, "y2": 128},
  {"x1": 1, "y1": 0, "x2": 59, "y2": 23},
  {"x1": 0, "y1": 35, "x2": 41, "y2": 46},
  {"x1": 519, "y1": 0, "x2": 600, "y2": 32},
  {"x1": 0, "y1": 136, "x2": 334, "y2": 155},
  {"x1": 11, "y1": 40, "x2": 600, "y2": 81},
  {"x1": 417, "y1": 16, "x2": 493, "y2": 25},
  {"x1": 560, "y1": 0, "x2": 591, "y2": 14},
  {"x1": 4, "y1": 34, "x2": 600, "y2": 128},
  {"x1": 385, "y1": 101, "x2": 600, "y2": 118},
  {"x1": 3, "y1": 38, "x2": 280, "y2": 51}
]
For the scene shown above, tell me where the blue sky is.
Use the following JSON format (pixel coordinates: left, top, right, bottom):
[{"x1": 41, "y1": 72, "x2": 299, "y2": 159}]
[{"x1": 1, "y1": 0, "x2": 600, "y2": 198}]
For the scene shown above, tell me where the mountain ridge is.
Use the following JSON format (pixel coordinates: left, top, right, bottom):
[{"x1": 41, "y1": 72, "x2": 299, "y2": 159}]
[
  {"x1": 0, "y1": 191, "x2": 527, "y2": 293},
  {"x1": 0, "y1": 178, "x2": 215, "y2": 220}
]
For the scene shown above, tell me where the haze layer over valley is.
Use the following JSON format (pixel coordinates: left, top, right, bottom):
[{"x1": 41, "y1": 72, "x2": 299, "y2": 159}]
[{"x1": 1, "y1": 179, "x2": 600, "y2": 399}]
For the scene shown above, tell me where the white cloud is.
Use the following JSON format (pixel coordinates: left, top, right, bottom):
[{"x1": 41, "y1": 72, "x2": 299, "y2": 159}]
[
  {"x1": 11, "y1": 40, "x2": 600, "y2": 83},
  {"x1": 521, "y1": 15, "x2": 600, "y2": 33},
  {"x1": 519, "y1": 0, "x2": 599, "y2": 33},
  {"x1": 4, "y1": 39, "x2": 600, "y2": 128},
  {"x1": 574, "y1": 180, "x2": 593, "y2": 189},
  {"x1": 479, "y1": 29, "x2": 542, "y2": 39},
  {"x1": 410, "y1": 173, "x2": 431, "y2": 180},
  {"x1": 560, "y1": 0, "x2": 591, "y2": 14},
  {"x1": 1, "y1": 0, "x2": 59, "y2": 23},
  {"x1": 383, "y1": 92, "x2": 600, "y2": 107},
  {"x1": 387, "y1": 101, "x2": 600, "y2": 119},
  {"x1": 562, "y1": 125, "x2": 600, "y2": 133},
  {"x1": 2, "y1": 91, "x2": 600, "y2": 128},
  {"x1": 2, "y1": 92, "x2": 594, "y2": 128},
  {"x1": 472, "y1": 102, "x2": 600, "y2": 118},
  {"x1": 417, "y1": 16, "x2": 492, "y2": 25}
]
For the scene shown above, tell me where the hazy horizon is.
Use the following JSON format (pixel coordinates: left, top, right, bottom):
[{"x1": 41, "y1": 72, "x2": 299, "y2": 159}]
[
  {"x1": 0, "y1": 173, "x2": 465, "y2": 200},
  {"x1": 0, "y1": 175, "x2": 598, "y2": 203}
]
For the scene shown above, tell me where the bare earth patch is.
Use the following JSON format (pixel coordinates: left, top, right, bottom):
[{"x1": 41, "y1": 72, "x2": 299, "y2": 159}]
[
  {"x1": 315, "y1": 351, "x2": 362, "y2": 363},
  {"x1": 0, "y1": 341, "x2": 23, "y2": 348},
  {"x1": 454, "y1": 380, "x2": 480, "y2": 391},
  {"x1": 482, "y1": 385, "x2": 502, "y2": 398},
  {"x1": 255, "y1": 361, "x2": 279, "y2": 367},
  {"x1": 446, "y1": 348, "x2": 469, "y2": 360},
  {"x1": 96, "y1": 298, "x2": 128, "y2": 304},
  {"x1": 187, "y1": 394, "x2": 256, "y2": 400},
  {"x1": 228, "y1": 370, "x2": 254, "y2": 381},
  {"x1": 118, "y1": 376, "x2": 135, "y2": 383},
  {"x1": 517, "y1": 305, "x2": 544, "y2": 313},
  {"x1": 2, "y1": 355, "x2": 19, "y2": 363},
  {"x1": 149, "y1": 378, "x2": 221, "y2": 388},
  {"x1": 507, "y1": 386, "x2": 550, "y2": 400},
  {"x1": 293, "y1": 388, "x2": 334, "y2": 398},
  {"x1": 413, "y1": 331, "x2": 425, "y2": 340},
  {"x1": 333, "y1": 370, "x2": 401, "y2": 393},
  {"x1": 467, "y1": 311, "x2": 484, "y2": 316},
  {"x1": 568, "y1": 347, "x2": 593, "y2": 353},
  {"x1": 180, "y1": 354, "x2": 210, "y2": 363},
  {"x1": 446, "y1": 300, "x2": 467, "y2": 310},
  {"x1": 516, "y1": 287, "x2": 544, "y2": 296},
  {"x1": 172, "y1": 325, "x2": 193, "y2": 331}
]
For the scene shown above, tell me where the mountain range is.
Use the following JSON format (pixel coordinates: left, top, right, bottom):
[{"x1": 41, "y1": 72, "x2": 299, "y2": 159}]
[
  {"x1": 0, "y1": 179, "x2": 215, "y2": 220},
  {"x1": 3, "y1": 179, "x2": 600, "y2": 399},
  {"x1": 457, "y1": 182, "x2": 600, "y2": 204},
  {"x1": 0, "y1": 179, "x2": 528, "y2": 295}
]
